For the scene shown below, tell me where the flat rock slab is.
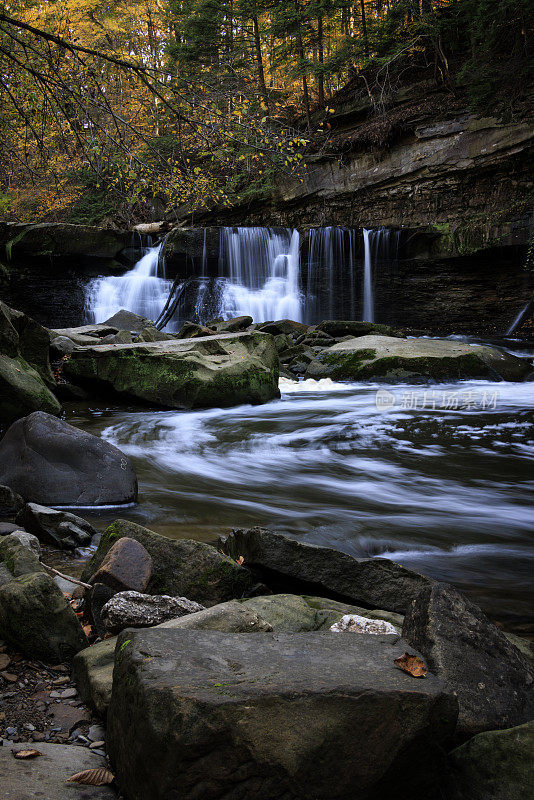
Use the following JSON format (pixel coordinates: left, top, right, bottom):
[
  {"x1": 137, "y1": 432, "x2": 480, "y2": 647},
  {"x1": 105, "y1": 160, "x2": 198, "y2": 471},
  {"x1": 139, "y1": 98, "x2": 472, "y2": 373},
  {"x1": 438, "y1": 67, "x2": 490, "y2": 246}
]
[
  {"x1": 64, "y1": 331, "x2": 280, "y2": 409},
  {"x1": 305, "y1": 334, "x2": 533, "y2": 382},
  {"x1": 0, "y1": 741, "x2": 116, "y2": 800},
  {"x1": 108, "y1": 628, "x2": 457, "y2": 800},
  {"x1": 220, "y1": 527, "x2": 430, "y2": 613}
]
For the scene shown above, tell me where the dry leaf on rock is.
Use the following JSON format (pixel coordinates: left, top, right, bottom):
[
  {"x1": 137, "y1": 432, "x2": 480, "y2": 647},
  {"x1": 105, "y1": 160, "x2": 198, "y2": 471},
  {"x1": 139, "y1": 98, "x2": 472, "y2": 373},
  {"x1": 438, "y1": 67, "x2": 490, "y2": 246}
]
[
  {"x1": 66, "y1": 767, "x2": 114, "y2": 786},
  {"x1": 12, "y1": 749, "x2": 42, "y2": 759},
  {"x1": 236, "y1": 556, "x2": 244, "y2": 565},
  {"x1": 394, "y1": 652, "x2": 428, "y2": 678}
]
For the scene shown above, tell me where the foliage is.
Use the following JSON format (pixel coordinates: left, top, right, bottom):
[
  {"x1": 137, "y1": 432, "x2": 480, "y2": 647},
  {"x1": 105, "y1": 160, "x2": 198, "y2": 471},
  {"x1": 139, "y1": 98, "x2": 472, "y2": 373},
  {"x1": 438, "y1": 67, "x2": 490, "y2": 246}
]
[{"x1": 0, "y1": 0, "x2": 531, "y2": 223}]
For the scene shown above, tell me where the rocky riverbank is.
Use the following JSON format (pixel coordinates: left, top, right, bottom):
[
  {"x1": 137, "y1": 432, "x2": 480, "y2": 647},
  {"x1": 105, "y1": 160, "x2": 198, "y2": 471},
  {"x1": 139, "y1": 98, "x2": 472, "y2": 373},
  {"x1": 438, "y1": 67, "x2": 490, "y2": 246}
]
[{"x1": 0, "y1": 301, "x2": 533, "y2": 798}]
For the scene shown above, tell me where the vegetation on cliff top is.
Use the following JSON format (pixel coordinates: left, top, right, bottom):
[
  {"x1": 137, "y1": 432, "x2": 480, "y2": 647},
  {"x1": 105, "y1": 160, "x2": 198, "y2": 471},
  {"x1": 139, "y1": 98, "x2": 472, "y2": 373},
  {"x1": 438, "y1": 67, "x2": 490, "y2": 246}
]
[{"x1": 0, "y1": 0, "x2": 531, "y2": 225}]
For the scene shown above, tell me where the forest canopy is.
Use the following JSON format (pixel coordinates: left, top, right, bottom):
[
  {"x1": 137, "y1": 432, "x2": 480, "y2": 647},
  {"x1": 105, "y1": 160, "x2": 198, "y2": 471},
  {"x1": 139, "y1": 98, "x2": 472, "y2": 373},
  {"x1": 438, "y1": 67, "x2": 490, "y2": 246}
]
[{"x1": 0, "y1": 0, "x2": 531, "y2": 224}]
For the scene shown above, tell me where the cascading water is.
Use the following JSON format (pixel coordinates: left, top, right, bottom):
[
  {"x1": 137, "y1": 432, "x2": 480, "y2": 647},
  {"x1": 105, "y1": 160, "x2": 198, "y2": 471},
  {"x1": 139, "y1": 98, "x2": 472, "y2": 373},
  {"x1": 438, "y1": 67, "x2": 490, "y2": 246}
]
[
  {"x1": 216, "y1": 227, "x2": 302, "y2": 322},
  {"x1": 362, "y1": 228, "x2": 374, "y2": 322},
  {"x1": 306, "y1": 227, "x2": 359, "y2": 323},
  {"x1": 86, "y1": 241, "x2": 171, "y2": 324},
  {"x1": 362, "y1": 227, "x2": 401, "y2": 323}
]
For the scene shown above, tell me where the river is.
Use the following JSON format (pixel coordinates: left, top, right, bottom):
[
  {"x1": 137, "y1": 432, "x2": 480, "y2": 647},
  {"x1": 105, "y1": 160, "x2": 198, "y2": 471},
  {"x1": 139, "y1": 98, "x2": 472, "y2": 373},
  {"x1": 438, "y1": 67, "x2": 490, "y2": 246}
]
[{"x1": 65, "y1": 368, "x2": 534, "y2": 636}]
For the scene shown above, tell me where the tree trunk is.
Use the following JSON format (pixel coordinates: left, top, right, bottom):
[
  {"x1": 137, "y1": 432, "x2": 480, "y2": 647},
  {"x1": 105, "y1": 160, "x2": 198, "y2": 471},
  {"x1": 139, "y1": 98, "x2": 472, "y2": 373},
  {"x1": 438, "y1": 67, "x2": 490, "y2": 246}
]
[
  {"x1": 295, "y1": 0, "x2": 312, "y2": 133},
  {"x1": 360, "y1": 0, "x2": 369, "y2": 58},
  {"x1": 253, "y1": 16, "x2": 270, "y2": 113},
  {"x1": 317, "y1": 14, "x2": 325, "y2": 107}
]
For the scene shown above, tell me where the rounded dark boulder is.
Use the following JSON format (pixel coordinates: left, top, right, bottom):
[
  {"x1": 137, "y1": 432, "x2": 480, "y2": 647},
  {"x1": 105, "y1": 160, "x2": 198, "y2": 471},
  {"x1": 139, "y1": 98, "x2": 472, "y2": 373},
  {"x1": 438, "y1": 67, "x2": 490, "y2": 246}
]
[{"x1": 0, "y1": 411, "x2": 137, "y2": 506}]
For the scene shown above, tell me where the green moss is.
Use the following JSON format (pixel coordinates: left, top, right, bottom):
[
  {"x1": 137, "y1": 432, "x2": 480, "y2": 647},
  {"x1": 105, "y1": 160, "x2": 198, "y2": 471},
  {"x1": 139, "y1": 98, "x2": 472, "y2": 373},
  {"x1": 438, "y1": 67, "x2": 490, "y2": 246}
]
[{"x1": 320, "y1": 348, "x2": 377, "y2": 379}]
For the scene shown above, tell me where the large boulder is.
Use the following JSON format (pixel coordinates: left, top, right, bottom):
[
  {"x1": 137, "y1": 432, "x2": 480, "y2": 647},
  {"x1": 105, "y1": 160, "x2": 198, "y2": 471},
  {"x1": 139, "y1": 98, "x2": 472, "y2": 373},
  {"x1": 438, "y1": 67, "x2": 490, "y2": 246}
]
[
  {"x1": 0, "y1": 301, "x2": 61, "y2": 424},
  {"x1": 305, "y1": 335, "x2": 533, "y2": 382},
  {"x1": 240, "y1": 593, "x2": 404, "y2": 632},
  {"x1": 402, "y1": 582, "x2": 534, "y2": 737},
  {"x1": 0, "y1": 221, "x2": 129, "y2": 260},
  {"x1": 445, "y1": 721, "x2": 534, "y2": 800},
  {"x1": 316, "y1": 320, "x2": 403, "y2": 338},
  {"x1": 220, "y1": 528, "x2": 431, "y2": 614},
  {"x1": 82, "y1": 519, "x2": 256, "y2": 605},
  {"x1": 0, "y1": 535, "x2": 45, "y2": 577},
  {"x1": 0, "y1": 412, "x2": 137, "y2": 506},
  {"x1": 89, "y1": 536, "x2": 153, "y2": 592},
  {"x1": 0, "y1": 569, "x2": 88, "y2": 662},
  {"x1": 0, "y1": 740, "x2": 116, "y2": 800},
  {"x1": 15, "y1": 503, "x2": 97, "y2": 549},
  {"x1": 107, "y1": 628, "x2": 457, "y2": 800},
  {"x1": 64, "y1": 330, "x2": 280, "y2": 408},
  {"x1": 73, "y1": 600, "x2": 273, "y2": 715},
  {"x1": 0, "y1": 484, "x2": 24, "y2": 517}
]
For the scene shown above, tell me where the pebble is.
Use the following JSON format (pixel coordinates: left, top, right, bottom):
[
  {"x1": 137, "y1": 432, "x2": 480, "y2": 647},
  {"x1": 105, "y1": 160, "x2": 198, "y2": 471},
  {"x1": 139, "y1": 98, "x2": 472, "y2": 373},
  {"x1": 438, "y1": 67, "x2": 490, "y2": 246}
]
[
  {"x1": 90, "y1": 749, "x2": 106, "y2": 757},
  {"x1": 61, "y1": 688, "x2": 77, "y2": 699},
  {"x1": 23, "y1": 723, "x2": 35, "y2": 731},
  {"x1": 89, "y1": 741, "x2": 105, "y2": 749},
  {"x1": 88, "y1": 724, "x2": 105, "y2": 742},
  {"x1": 5, "y1": 727, "x2": 17, "y2": 736}
]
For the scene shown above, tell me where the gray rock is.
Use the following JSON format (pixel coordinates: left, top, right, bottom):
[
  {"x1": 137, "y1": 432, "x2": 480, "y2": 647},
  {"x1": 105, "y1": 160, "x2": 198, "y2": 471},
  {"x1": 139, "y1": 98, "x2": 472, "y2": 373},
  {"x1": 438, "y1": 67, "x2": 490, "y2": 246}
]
[
  {"x1": 305, "y1": 334, "x2": 533, "y2": 382},
  {"x1": 0, "y1": 535, "x2": 44, "y2": 577},
  {"x1": 445, "y1": 721, "x2": 534, "y2": 800},
  {"x1": 49, "y1": 335, "x2": 75, "y2": 356},
  {"x1": 15, "y1": 503, "x2": 97, "y2": 549},
  {"x1": 103, "y1": 309, "x2": 152, "y2": 331},
  {"x1": 107, "y1": 628, "x2": 457, "y2": 800},
  {"x1": 0, "y1": 412, "x2": 137, "y2": 506},
  {"x1": 209, "y1": 315, "x2": 253, "y2": 333},
  {"x1": 64, "y1": 331, "x2": 280, "y2": 409},
  {"x1": 220, "y1": 527, "x2": 431, "y2": 614},
  {"x1": 0, "y1": 741, "x2": 116, "y2": 800},
  {"x1": 316, "y1": 320, "x2": 402, "y2": 338},
  {"x1": 73, "y1": 600, "x2": 272, "y2": 715},
  {"x1": 82, "y1": 519, "x2": 256, "y2": 606},
  {"x1": 0, "y1": 570, "x2": 88, "y2": 663},
  {"x1": 402, "y1": 582, "x2": 534, "y2": 736},
  {"x1": 258, "y1": 319, "x2": 309, "y2": 337},
  {"x1": 0, "y1": 485, "x2": 24, "y2": 517},
  {"x1": 0, "y1": 522, "x2": 22, "y2": 535},
  {"x1": 101, "y1": 590, "x2": 205, "y2": 634},
  {"x1": 0, "y1": 301, "x2": 61, "y2": 425},
  {"x1": 330, "y1": 614, "x2": 399, "y2": 635},
  {"x1": 6, "y1": 530, "x2": 41, "y2": 557}
]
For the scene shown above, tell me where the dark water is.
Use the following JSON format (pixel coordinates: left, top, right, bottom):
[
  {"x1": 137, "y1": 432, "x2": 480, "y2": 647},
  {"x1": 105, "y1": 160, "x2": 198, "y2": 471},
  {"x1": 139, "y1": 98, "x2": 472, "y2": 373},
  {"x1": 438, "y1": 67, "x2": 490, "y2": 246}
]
[{"x1": 65, "y1": 364, "x2": 534, "y2": 636}]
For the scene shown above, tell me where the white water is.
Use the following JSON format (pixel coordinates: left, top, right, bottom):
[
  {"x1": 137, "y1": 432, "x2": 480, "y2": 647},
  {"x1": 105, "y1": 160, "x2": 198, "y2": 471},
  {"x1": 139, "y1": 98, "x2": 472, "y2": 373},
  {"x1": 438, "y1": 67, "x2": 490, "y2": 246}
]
[
  {"x1": 86, "y1": 242, "x2": 171, "y2": 323},
  {"x1": 362, "y1": 228, "x2": 373, "y2": 322},
  {"x1": 217, "y1": 227, "x2": 302, "y2": 322}
]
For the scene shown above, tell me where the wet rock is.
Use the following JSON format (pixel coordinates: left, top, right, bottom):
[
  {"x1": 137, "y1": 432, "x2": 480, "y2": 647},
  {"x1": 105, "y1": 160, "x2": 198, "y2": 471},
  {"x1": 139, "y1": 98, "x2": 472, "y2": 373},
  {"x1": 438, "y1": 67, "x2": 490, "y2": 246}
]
[
  {"x1": 209, "y1": 315, "x2": 253, "y2": 333},
  {"x1": 89, "y1": 536, "x2": 153, "y2": 593},
  {"x1": 0, "y1": 302, "x2": 61, "y2": 425},
  {"x1": 108, "y1": 627, "x2": 457, "y2": 800},
  {"x1": 0, "y1": 412, "x2": 138, "y2": 506},
  {"x1": 445, "y1": 720, "x2": 534, "y2": 800},
  {"x1": 0, "y1": 485, "x2": 24, "y2": 517},
  {"x1": 65, "y1": 331, "x2": 280, "y2": 409},
  {"x1": 306, "y1": 334, "x2": 533, "y2": 382},
  {"x1": 83, "y1": 519, "x2": 256, "y2": 605},
  {"x1": 258, "y1": 319, "x2": 309, "y2": 337},
  {"x1": 103, "y1": 309, "x2": 152, "y2": 331},
  {"x1": 0, "y1": 571, "x2": 88, "y2": 663},
  {"x1": 316, "y1": 320, "x2": 402, "y2": 338},
  {"x1": 49, "y1": 335, "x2": 75, "y2": 357},
  {"x1": 15, "y1": 503, "x2": 97, "y2": 549},
  {"x1": 402, "y1": 582, "x2": 534, "y2": 736},
  {"x1": 177, "y1": 321, "x2": 218, "y2": 338},
  {"x1": 101, "y1": 590, "x2": 205, "y2": 634},
  {"x1": 99, "y1": 329, "x2": 133, "y2": 344},
  {"x1": 220, "y1": 527, "x2": 431, "y2": 614},
  {"x1": 6, "y1": 530, "x2": 41, "y2": 558},
  {"x1": 0, "y1": 740, "x2": 116, "y2": 800}
]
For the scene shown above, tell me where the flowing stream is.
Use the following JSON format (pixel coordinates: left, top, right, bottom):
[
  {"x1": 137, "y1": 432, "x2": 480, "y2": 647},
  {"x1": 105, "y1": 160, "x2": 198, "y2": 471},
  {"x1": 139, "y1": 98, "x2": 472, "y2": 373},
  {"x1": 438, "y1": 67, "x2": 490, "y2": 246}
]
[{"x1": 66, "y1": 364, "x2": 534, "y2": 635}]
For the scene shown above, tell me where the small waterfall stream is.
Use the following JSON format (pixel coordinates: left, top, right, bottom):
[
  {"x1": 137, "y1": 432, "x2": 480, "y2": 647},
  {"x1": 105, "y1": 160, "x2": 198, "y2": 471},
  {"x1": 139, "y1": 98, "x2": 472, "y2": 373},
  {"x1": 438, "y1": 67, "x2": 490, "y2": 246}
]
[
  {"x1": 86, "y1": 241, "x2": 171, "y2": 324},
  {"x1": 362, "y1": 229, "x2": 374, "y2": 322}
]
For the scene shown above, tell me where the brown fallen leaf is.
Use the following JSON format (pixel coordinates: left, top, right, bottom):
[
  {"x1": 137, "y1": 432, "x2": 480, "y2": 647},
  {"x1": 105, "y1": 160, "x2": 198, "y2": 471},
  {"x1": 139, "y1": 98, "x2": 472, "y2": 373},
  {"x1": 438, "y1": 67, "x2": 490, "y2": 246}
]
[
  {"x1": 12, "y1": 749, "x2": 43, "y2": 759},
  {"x1": 394, "y1": 652, "x2": 428, "y2": 678},
  {"x1": 236, "y1": 556, "x2": 244, "y2": 565},
  {"x1": 66, "y1": 768, "x2": 114, "y2": 786},
  {"x1": 1, "y1": 671, "x2": 18, "y2": 682},
  {"x1": 0, "y1": 653, "x2": 11, "y2": 670}
]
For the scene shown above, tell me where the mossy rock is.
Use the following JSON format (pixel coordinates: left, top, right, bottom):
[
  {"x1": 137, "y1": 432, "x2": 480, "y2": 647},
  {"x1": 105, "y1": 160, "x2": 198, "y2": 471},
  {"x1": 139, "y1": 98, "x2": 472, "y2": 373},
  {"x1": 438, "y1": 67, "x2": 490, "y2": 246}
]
[
  {"x1": 0, "y1": 570, "x2": 88, "y2": 663},
  {"x1": 0, "y1": 536, "x2": 45, "y2": 578},
  {"x1": 82, "y1": 519, "x2": 256, "y2": 606},
  {"x1": 306, "y1": 335, "x2": 533, "y2": 383}
]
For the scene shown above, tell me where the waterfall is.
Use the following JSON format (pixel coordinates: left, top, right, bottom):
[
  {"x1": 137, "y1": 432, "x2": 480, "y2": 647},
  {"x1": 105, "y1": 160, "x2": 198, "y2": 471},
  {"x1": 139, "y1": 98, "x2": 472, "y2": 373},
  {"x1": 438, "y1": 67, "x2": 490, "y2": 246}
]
[
  {"x1": 216, "y1": 227, "x2": 302, "y2": 322},
  {"x1": 86, "y1": 241, "x2": 171, "y2": 324},
  {"x1": 505, "y1": 299, "x2": 533, "y2": 336},
  {"x1": 362, "y1": 229, "x2": 374, "y2": 322},
  {"x1": 305, "y1": 227, "x2": 359, "y2": 323}
]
